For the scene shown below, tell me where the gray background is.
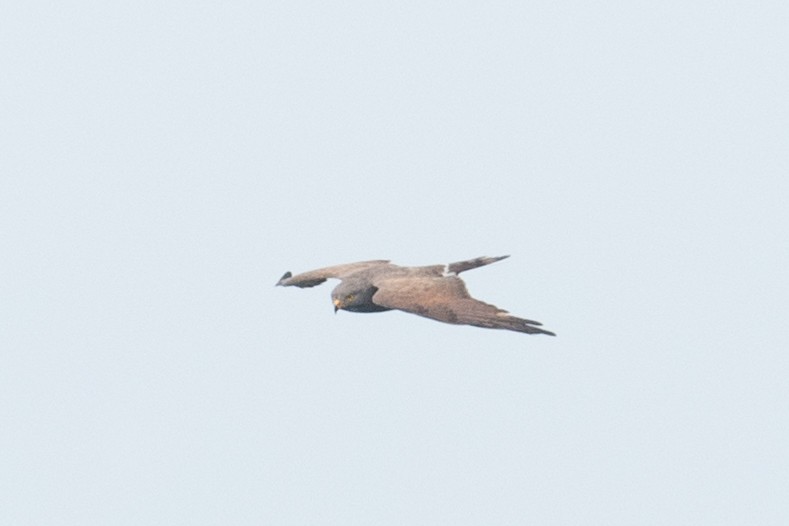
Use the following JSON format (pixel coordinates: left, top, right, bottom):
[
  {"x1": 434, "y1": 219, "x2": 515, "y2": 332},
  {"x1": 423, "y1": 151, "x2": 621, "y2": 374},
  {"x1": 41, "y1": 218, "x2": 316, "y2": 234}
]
[{"x1": 3, "y1": 1, "x2": 787, "y2": 524}]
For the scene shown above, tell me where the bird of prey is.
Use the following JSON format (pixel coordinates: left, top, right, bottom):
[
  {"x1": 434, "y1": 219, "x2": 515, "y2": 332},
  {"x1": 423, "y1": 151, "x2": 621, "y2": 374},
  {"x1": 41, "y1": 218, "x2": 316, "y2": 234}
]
[{"x1": 276, "y1": 255, "x2": 555, "y2": 336}]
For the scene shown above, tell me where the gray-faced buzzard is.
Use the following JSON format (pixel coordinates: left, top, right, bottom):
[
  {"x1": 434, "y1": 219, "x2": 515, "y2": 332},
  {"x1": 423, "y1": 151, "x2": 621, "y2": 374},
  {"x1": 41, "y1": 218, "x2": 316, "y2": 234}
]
[{"x1": 276, "y1": 255, "x2": 555, "y2": 336}]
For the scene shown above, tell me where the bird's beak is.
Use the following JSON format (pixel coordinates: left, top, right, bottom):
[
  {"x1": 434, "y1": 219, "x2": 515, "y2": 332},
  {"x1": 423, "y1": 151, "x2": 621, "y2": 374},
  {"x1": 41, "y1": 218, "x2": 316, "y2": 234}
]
[{"x1": 333, "y1": 298, "x2": 342, "y2": 313}]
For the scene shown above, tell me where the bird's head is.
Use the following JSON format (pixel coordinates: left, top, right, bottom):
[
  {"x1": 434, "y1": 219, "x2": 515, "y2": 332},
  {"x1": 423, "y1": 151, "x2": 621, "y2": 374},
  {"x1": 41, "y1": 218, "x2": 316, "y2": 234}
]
[{"x1": 331, "y1": 280, "x2": 383, "y2": 313}]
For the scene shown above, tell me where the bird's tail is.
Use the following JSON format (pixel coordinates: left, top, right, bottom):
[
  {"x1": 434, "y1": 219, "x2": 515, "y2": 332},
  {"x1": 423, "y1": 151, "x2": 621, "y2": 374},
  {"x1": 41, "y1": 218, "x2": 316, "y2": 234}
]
[{"x1": 445, "y1": 255, "x2": 509, "y2": 275}]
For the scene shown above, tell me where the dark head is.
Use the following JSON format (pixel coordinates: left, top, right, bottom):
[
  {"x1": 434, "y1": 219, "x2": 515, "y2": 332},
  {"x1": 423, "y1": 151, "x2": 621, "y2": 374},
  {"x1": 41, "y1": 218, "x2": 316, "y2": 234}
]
[{"x1": 331, "y1": 279, "x2": 391, "y2": 313}]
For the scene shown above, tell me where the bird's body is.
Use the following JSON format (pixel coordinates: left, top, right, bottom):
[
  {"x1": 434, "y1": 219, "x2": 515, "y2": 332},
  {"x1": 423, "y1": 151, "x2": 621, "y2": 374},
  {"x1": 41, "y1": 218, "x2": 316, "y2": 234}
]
[{"x1": 276, "y1": 255, "x2": 555, "y2": 336}]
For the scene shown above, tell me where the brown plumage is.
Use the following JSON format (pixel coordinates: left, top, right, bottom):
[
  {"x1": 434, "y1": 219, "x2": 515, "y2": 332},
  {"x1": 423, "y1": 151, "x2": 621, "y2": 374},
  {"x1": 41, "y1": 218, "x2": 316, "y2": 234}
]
[{"x1": 276, "y1": 255, "x2": 555, "y2": 336}]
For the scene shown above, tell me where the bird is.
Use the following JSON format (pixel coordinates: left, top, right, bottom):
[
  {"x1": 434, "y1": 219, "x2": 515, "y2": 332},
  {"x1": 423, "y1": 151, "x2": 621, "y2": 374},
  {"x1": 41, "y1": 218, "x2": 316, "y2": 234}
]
[{"x1": 276, "y1": 255, "x2": 555, "y2": 336}]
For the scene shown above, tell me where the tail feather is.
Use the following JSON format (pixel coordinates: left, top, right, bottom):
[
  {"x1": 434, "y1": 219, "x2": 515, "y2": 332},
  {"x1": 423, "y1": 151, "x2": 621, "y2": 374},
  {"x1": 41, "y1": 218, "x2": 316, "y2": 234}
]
[{"x1": 446, "y1": 255, "x2": 509, "y2": 275}]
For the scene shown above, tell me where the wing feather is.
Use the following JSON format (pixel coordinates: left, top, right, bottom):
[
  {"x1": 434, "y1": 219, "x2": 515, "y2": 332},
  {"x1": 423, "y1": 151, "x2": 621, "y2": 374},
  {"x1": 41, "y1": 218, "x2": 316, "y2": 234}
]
[
  {"x1": 372, "y1": 276, "x2": 555, "y2": 335},
  {"x1": 276, "y1": 260, "x2": 390, "y2": 288}
]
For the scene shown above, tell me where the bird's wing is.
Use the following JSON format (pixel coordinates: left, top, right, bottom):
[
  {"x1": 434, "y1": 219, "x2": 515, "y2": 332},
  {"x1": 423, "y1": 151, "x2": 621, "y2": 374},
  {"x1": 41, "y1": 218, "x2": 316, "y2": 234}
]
[
  {"x1": 372, "y1": 276, "x2": 555, "y2": 335},
  {"x1": 276, "y1": 260, "x2": 390, "y2": 288}
]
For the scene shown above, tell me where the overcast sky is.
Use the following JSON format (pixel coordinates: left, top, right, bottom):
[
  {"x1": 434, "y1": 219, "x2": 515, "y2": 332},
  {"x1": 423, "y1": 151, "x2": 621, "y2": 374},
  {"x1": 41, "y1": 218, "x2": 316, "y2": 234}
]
[{"x1": 2, "y1": 1, "x2": 788, "y2": 524}]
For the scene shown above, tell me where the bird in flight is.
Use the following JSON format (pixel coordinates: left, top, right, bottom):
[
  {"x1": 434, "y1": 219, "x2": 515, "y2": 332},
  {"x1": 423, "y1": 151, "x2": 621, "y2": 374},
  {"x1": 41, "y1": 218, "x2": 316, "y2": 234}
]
[{"x1": 276, "y1": 255, "x2": 555, "y2": 336}]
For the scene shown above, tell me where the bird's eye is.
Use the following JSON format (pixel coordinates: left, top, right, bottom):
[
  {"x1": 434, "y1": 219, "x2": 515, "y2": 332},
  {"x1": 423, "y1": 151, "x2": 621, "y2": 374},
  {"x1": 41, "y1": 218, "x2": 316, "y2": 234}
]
[{"x1": 346, "y1": 294, "x2": 355, "y2": 302}]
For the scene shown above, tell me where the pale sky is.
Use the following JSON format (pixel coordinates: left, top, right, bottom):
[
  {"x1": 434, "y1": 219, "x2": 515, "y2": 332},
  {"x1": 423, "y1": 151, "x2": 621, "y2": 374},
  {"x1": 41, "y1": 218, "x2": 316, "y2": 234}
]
[{"x1": 2, "y1": 1, "x2": 788, "y2": 524}]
